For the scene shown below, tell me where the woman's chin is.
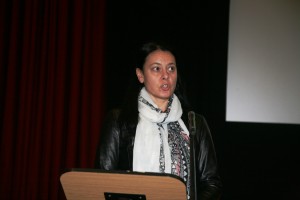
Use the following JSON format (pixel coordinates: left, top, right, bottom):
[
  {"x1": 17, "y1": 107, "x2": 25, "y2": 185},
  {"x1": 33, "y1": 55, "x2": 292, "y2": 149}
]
[{"x1": 159, "y1": 92, "x2": 173, "y2": 100}]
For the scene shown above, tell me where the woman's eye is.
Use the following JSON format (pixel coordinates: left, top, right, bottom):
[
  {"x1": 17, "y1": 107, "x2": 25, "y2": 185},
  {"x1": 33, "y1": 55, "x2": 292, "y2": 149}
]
[
  {"x1": 168, "y1": 66, "x2": 176, "y2": 72},
  {"x1": 152, "y1": 66, "x2": 160, "y2": 71}
]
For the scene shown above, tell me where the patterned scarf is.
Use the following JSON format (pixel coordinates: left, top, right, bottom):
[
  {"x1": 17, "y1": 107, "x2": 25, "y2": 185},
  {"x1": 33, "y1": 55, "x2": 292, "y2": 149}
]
[{"x1": 133, "y1": 87, "x2": 191, "y2": 199}]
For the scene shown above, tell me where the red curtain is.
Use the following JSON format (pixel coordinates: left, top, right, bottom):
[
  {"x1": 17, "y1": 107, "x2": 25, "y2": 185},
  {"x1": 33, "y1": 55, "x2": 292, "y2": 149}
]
[{"x1": 0, "y1": 0, "x2": 106, "y2": 199}]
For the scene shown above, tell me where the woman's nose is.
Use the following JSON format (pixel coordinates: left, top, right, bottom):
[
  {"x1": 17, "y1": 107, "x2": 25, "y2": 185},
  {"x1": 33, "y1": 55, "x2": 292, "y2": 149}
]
[{"x1": 162, "y1": 70, "x2": 169, "y2": 80}]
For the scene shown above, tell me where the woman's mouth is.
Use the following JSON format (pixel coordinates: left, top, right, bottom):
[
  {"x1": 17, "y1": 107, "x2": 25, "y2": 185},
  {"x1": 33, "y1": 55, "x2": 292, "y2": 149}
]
[{"x1": 161, "y1": 84, "x2": 169, "y2": 91}]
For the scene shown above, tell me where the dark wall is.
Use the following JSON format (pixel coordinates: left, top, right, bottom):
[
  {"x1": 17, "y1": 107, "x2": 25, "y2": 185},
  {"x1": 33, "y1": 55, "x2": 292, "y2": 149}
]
[{"x1": 103, "y1": 1, "x2": 300, "y2": 199}]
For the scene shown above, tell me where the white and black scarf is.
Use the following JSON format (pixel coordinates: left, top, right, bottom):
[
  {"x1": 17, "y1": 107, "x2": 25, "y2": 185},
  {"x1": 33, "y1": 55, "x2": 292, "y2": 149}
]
[{"x1": 133, "y1": 87, "x2": 191, "y2": 198}]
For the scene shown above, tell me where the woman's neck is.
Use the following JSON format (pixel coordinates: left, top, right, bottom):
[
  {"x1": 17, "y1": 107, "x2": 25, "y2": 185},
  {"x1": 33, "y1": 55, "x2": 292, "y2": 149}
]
[{"x1": 153, "y1": 99, "x2": 168, "y2": 112}]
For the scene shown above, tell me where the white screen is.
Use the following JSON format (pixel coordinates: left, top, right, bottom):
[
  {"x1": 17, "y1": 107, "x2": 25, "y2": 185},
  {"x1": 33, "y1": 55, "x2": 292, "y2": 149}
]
[{"x1": 226, "y1": 0, "x2": 300, "y2": 124}]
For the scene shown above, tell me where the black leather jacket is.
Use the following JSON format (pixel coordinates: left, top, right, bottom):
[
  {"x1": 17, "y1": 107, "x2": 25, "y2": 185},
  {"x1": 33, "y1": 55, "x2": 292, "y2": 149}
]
[{"x1": 95, "y1": 109, "x2": 222, "y2": 200}]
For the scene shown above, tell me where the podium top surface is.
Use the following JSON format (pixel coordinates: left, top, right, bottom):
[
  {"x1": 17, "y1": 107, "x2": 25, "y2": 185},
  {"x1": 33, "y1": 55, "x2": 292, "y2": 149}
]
[{"x1": 60, "y1": 168, "x2": 187, "y2": 200}]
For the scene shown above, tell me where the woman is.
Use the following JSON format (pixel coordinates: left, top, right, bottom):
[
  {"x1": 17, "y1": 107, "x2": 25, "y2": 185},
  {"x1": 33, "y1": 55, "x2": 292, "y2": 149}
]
[{"x1": 95, "y1": 42, "x2": 222, "y2": 200}]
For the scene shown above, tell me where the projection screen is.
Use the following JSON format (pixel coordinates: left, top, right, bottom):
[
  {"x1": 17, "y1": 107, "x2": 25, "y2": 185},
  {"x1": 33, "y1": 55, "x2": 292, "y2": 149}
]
[{"x1": 226, "y1": 0, "x2": 300, "y2": 124}]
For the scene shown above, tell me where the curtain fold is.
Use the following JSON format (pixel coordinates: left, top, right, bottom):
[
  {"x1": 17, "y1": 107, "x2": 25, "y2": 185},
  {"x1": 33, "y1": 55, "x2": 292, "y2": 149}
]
[{"x1": 0, "y1": 0, "x2": 106, "y2": 199}]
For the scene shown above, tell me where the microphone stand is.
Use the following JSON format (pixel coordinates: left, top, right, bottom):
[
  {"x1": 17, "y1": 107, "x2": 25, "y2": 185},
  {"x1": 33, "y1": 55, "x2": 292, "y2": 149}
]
[{"x1": 188, "y1": 111, "x2": 197, "y2": 200}]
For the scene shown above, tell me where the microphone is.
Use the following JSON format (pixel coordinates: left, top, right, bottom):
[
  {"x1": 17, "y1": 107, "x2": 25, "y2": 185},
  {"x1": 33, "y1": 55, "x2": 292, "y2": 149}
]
[
  {"x1": 188, "y1": 111, "x2": 196, "y2": 136},
  {"x1": 188, "y1": 111, "x2": 197, "y2": 200}
]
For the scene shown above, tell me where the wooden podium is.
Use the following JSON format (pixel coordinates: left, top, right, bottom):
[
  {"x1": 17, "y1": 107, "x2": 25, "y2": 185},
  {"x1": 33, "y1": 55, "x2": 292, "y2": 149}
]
[{"x1": 60, "y1": 168, "x2": 187, "y2": 200}]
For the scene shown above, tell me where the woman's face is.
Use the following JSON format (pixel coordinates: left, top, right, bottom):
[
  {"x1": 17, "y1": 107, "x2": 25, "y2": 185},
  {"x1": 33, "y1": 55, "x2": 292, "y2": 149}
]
[{"x1": 136, "y1": 49, "x2": 177, "y2": 109}]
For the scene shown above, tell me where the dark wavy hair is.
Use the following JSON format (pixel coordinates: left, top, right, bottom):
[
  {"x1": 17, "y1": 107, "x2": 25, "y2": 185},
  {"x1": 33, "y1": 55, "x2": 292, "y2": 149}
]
[{"x1": 119, "y1": 41, "x2": 191, "y2": 126}]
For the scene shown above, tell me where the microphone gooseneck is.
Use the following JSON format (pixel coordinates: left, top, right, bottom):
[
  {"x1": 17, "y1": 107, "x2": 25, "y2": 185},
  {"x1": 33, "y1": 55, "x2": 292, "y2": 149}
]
[
  {"x1": 188, "y1": 111, "x2": 196, "y2": 136},
  {"x1": 188, "y1": 111, "x2": 197, "y2": 200}
]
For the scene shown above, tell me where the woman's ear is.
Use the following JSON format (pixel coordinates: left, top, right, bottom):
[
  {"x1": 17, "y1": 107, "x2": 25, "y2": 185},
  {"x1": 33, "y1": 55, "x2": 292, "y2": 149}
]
[{"x1": 136, "y1": 68, "x2": 144, "y2": 83}]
